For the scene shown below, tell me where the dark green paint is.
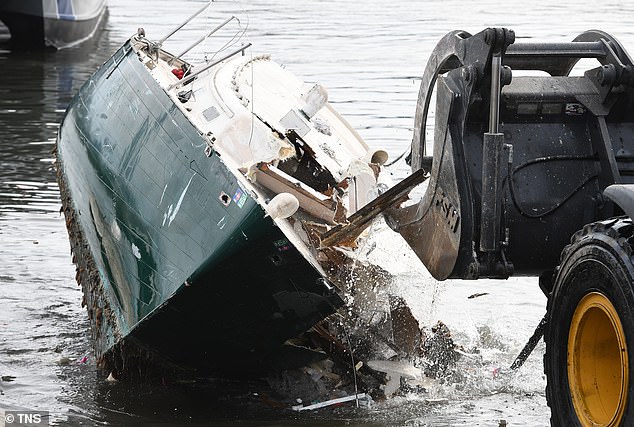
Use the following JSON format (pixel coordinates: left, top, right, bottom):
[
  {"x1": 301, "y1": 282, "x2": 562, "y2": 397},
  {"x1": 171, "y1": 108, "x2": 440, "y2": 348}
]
[{"x1": 57, "y1": 41, "x2": 342, "y2": 374}]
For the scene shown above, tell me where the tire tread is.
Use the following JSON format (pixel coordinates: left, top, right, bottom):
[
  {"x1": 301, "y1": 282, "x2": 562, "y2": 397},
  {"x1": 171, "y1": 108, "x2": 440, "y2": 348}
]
[{"x1": 545, "y1": 216, "x2": 633, "y2": 426}]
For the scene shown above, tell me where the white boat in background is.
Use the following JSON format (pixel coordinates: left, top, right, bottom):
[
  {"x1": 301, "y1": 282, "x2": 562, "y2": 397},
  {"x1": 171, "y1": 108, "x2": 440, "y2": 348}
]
[{"x1": 0, "y1": 0, "x2": 107, "y2": 48}]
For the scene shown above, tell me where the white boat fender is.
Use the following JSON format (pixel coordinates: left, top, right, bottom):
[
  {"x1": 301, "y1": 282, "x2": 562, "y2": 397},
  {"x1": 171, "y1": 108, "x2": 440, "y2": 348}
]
[{"x1": 266, "y1": 193, "x2": 300, "y2": 220}]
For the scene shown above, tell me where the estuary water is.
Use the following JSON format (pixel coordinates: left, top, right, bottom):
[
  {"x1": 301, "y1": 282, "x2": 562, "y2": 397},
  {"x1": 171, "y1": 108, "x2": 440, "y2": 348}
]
[{"x1": 1, "y1": 0, "x2": 634, "y2": 425}]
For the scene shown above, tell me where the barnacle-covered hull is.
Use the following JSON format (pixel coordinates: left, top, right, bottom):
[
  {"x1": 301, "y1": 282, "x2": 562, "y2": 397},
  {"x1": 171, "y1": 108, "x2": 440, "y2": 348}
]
[{"x1": 56, "y1": 33, "x2": 385, "y2": 378}]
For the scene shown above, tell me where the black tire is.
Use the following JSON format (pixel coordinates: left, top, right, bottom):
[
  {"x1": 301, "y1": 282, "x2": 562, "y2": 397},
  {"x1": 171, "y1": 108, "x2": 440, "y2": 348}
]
[{"x1": 545, "y1": 218, "x2": 634, "y2": 426}]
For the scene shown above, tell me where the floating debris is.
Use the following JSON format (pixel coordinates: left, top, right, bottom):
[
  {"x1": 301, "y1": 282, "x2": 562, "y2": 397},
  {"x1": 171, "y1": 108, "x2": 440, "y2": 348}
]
[
  {"x1": 424, "y1": 397, "x2": 449, "y2": 405},
  {"x1": 106, "y1": 372, "x2": 118, "y2": 383},
  {"x1": 56, "y1": 357, "x2": 72, "y2": 366},
  {"x1": 468, "y1": 292, "x2": 489, "y2": 299},
  {"x1": 291, "y1": 393, "x2": 372, "y2": 411},
  {"x1": 366, "y1": 359, "x2": 424, "y2": 398},
  {"x1": 421, "y1": 321, "x2": 459, "y2": 378}
]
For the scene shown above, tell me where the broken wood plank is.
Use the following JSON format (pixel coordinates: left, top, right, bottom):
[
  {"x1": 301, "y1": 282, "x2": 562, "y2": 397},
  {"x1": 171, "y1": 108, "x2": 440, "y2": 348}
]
[
  {"x1": 320, "y1": 169, "x2": 428, "y2": 247},
  {"x1": 254, "y1": 163, "x2": 341, "y2": 224}
]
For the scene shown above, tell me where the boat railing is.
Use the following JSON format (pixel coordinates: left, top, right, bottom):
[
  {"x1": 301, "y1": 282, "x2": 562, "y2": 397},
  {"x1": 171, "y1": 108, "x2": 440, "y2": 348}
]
[
  {"x1": 168, "y1": 43, "x2": 252, "y2": 91},
  {"x1": 156, "y1": 0, "x2": 213, "y2": 47},
  {"x1": 143, "y1": 0, "x2": 248, "y2": 89},
  {"x1": 168, "y1": 15, "x2": 238, "y2": 66}
]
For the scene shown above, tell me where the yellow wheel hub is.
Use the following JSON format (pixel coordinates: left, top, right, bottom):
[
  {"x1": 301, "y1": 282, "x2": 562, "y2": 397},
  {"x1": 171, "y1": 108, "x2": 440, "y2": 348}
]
[{"x1": 568, "y1": 292, "x2": 628, "y2": 426}]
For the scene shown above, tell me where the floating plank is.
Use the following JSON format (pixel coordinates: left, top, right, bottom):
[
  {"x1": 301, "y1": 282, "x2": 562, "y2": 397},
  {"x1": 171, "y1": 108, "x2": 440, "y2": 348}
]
[{"x1": 291, "y1": 393, "x2": 371, "y2": 411}]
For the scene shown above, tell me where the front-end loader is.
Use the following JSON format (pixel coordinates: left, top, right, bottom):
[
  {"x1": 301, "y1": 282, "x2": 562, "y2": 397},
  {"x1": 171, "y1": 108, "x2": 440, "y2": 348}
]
[{"x1": 384, "y1": 27, "x2": 634, "y2": 425}]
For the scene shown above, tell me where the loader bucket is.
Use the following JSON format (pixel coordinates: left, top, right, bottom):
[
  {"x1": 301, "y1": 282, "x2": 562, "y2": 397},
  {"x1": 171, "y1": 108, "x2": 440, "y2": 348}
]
[{"x1": 385, "y1": 28, "x2": 634, "y2": 280}]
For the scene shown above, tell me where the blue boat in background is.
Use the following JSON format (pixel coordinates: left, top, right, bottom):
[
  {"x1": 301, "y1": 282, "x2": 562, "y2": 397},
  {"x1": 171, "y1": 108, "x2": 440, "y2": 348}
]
[{"x1": 0, "y1": 0, "x2": 107, "y2": 48}]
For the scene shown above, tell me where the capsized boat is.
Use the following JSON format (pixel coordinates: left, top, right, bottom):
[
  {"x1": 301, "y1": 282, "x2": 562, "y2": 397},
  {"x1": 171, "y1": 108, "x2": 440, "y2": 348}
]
[
  {"x1": 55, "y1": 14, "x2": 390, "y2": 378},
  {"x1": 0, "y1": 0, "x2": 107, "y2": 48}
]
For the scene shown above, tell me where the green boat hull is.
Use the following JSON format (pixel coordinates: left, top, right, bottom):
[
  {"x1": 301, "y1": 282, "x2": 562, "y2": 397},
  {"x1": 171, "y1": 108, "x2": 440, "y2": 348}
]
[{"x1": 56, "y1": 41, "x2": 342, "y2": 377}]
